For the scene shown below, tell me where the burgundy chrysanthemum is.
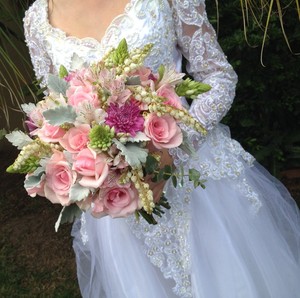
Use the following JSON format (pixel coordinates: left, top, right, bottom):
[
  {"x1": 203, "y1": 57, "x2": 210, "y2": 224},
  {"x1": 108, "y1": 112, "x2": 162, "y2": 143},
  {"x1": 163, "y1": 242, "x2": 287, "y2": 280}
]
[{"x1": 105, "y1": 101, "x2": 144, "y2": 136}]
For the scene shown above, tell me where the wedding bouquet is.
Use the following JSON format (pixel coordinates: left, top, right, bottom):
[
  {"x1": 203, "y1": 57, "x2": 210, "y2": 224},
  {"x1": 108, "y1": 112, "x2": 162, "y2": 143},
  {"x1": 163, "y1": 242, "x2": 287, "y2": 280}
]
[{"x1": 6, "y1": 39, "x2": 210, "y2": 229}]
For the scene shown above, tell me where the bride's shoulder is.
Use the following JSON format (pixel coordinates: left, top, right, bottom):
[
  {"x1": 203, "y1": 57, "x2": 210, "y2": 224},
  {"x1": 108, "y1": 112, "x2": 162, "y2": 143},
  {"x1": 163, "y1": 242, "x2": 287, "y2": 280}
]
[
  {"x1": 24, "y1": 0, "x2": 47, "y2": 23},
  {"x1": 23, "y1": 0, "x2": 48, "y2": 32}
]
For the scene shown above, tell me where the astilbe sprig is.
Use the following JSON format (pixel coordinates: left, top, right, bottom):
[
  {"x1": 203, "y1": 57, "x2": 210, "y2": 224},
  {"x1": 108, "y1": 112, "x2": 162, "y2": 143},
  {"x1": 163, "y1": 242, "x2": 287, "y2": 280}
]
[
  {"x1": 147, "y1": 99, "x2": 207, "y2": 135},
  {"x1": 98, "y1": 39, "x2": 153, "y2": 76},
  {"x1": 130, "y1": 168, "x2": 154, "y2": 214},
  {"x1": 6, "y1": 139, "x2": 53, "y2": 174}
]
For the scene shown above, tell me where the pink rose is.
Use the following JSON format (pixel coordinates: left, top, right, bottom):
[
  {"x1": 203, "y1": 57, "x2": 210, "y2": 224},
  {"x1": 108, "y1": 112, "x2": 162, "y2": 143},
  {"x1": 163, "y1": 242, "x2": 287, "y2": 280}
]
[
  {"x1": 157, "y1": 84, "x2": 182, "y2": 109},
  {"x1": 66, "y1": 85, "x2": 99, "y2": 108},
  {"x1": 37, "y1": 122, "x2": 66, "y2": 143},
  {"x1": 73, "y1": 148, "x2": 109, "y2": 188},
  {"x1": 144, "y1": 113, "x2": 183, "y2": 149},
  {"x1": 91, "y1": 183, "x2": 140, "y2": 218},
  {"x1": 44, "y1": 151, "x2": 77, "y2": 205},
  {"x1": 59, "y1": 124, "x2": 90, "y2": 153}
]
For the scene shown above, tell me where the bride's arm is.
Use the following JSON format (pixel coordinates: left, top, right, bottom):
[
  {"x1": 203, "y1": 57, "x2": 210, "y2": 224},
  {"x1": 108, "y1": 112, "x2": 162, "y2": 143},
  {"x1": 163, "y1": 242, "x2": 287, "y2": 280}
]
[
  {"x1": 23, "y1": 5, "x2": 53, "y2": 88},
  {"x1": 165, "y1": 0, "x2": 238, "y2": 168},
  {"x1": 170, "y1": 0, "x2": 238, "y2": 132}
]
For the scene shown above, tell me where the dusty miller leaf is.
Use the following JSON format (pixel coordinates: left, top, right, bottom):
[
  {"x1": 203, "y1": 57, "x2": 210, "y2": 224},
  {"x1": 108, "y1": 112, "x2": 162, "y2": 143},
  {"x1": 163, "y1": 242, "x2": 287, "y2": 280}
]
[
  {"x1": 21, "y1": 103, "x2": 36, "y2": 115},
  {"x1": 5, "y1": 130, "x2": 33, "y2": 149},
  {"x1": 113, "y1": 139, "x2": 148, "y2": 168},
  {"x1": 48, "y1": 74, "x2": 69, "y2": 95},
  {"x1": 43, "y1": 105, "x2": 77, "y2": 126},
  {"x1": 55, "y1": 205, "x2": 82, "y2": 232},
  {"x1": 127, "y1": 132, "x2": 150, "y2": 143},
  {"x1": 69, "y1": 183, "x2": 91, "y2": 203},
  {"x1": 24, "y1": 167, "x2": 45, "y2": 189},
  {"x1": 70, "y1": 53, "x2": 87, "y2": 70}
]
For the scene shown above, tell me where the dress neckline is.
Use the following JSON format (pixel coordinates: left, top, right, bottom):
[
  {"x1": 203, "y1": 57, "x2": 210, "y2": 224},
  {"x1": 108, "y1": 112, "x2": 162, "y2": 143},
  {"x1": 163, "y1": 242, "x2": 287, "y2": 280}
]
[{"x1": 43, "y1": 0, "x2": 135, "y2": 47}]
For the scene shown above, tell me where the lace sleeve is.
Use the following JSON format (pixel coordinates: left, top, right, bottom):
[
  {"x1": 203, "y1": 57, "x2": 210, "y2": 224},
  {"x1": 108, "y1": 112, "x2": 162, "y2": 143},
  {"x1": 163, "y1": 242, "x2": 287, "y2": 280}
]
[
  {"x1": 23, "y1": 4, "x2": 53, "y2": 87},
  {"x1": 171, "y1": 0, "x2": 238, "y2": 131}
]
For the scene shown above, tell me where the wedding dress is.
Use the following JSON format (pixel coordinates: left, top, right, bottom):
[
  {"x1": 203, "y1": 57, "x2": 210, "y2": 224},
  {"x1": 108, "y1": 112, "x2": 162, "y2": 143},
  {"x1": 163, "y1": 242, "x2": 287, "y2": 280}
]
[{"x1": 23, "y1": 0, "x2": 300, "y2": 297}]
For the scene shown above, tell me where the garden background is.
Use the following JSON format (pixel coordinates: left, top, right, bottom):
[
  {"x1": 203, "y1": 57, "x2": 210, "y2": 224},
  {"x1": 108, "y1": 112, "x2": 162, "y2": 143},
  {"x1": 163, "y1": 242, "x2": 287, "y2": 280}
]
[{"x1": 0, "y1": 0, "x2": 299, "y2": 297}]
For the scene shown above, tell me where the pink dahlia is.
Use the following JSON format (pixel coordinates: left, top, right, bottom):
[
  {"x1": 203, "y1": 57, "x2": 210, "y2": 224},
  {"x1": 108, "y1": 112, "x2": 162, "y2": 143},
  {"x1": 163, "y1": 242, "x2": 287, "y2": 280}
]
[{"x1": 105, "y1": 101, "x2": 144, "y2": 136}]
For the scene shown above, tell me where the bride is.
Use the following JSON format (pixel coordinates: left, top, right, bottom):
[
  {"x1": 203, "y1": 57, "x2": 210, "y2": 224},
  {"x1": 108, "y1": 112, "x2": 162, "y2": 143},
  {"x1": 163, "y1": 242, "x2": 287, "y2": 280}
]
[{"x1": 23, "y1": 0, "x2": 300, "y2": 297}]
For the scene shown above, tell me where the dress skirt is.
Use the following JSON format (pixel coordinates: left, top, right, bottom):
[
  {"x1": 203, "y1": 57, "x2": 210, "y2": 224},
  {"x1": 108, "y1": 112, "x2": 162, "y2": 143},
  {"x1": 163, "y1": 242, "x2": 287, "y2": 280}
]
[{"x1": 72, "y1": 125, "x2": 300, "y2": 298}]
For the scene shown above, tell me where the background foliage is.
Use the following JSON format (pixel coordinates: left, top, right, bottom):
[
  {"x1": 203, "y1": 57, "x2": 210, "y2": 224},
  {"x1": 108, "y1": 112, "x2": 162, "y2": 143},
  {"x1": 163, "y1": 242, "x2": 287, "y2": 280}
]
[
  {"x1": 206, "y1": 0, "x2": 300, "y2": 176},
  {"x1": 0, "y1": 0, "x2": 39, "y2": 128}
]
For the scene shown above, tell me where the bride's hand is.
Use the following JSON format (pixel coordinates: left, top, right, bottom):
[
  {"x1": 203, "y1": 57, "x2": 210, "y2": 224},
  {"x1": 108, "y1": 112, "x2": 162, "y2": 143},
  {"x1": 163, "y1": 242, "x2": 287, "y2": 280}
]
[{"x1": 145, "y1": 146, "x2": 174, "y2": 203}]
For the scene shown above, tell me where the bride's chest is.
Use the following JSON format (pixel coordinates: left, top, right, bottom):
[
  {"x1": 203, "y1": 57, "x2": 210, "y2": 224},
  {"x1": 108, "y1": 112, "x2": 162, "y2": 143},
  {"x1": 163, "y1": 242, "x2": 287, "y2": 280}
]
[{"x1": 43, "y1": 0, "x2": 179, "y2": 73}]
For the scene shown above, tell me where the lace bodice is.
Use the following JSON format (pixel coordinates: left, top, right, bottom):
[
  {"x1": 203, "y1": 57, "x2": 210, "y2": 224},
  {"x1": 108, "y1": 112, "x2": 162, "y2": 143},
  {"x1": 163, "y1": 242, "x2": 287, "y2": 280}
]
[
  {"x1": 24, "y1": 0, "x2": 237, "y2": 133},
  {"x1": 24, "y1": 1, "x2": 258, "y2": 297}
]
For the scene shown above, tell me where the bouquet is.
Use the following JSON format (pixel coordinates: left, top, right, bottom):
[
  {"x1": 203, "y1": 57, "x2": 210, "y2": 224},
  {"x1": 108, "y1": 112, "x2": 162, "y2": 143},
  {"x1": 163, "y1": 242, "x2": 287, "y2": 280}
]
[{"x1": 6, "y1": 39, "x2": 210, "y2": 229}]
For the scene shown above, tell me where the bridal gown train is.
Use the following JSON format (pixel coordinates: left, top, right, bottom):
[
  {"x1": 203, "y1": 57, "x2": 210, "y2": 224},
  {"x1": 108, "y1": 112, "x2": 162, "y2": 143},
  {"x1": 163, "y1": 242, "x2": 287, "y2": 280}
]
[{"x1": 24, "y1": 0, "x2": 300, "y2": 297}]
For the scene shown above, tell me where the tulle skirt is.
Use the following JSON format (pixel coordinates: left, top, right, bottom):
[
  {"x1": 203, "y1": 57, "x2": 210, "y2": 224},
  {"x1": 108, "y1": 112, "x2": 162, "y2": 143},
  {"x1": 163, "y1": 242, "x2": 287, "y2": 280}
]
[{"x1": 72, "y1": 125, "x2": 300, "y2": 298}]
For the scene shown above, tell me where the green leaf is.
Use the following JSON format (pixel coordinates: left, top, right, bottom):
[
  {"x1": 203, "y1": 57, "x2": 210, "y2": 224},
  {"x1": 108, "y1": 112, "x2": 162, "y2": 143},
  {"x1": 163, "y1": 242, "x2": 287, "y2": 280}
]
[
  {"x1": 43, "y1": 105, "x2": 77, "y2": 126},
  {"x1": 69, "y1": 183, "x2": 90, "y2": 203},
  {"x1": 188, "y1": 168, "x2": 201, "y2": 182},
  {"x1": 151, "y1": 174, "x2": 158, "y2": 182},
  {"x1": 113, "y1": 139, "x2": 148, "y2": 168},
  {"x1": 157, "y1": 169, "x2": 164, "y2": 181},
  {"x1": 55, "y1": 204, "x2": 82, "y2": 232},
  {"x1": 162, "y1": 164, "x2": 172, "y2": 180},
  {"x1": 158, "y1": 64, "x2": 165, "y2": 82},
  {"x1": 138, "y1": 209, "x2": 157, "y2": 225},
  {"x1": 172, "y1": 175, "x2": 177, "y2": 188},
  {"x1": 5, "y1": 130, "x2": 33, "y2": 149},
  {"x1": 48, "y1": 74, "x2": 69, "y2": 95},
  {"x1": 145, "y1": 155, "x2": 159, "y2": 175},
  {"x1": 59, "y1": 65, "x2": 68, "y2": 78}
]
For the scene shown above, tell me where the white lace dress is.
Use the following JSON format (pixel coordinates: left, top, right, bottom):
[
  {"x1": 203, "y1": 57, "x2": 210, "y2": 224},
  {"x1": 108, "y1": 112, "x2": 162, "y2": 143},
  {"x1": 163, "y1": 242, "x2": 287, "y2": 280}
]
[{"x1": 24, "y1": 0, "x2": 300, "y2": 297}]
